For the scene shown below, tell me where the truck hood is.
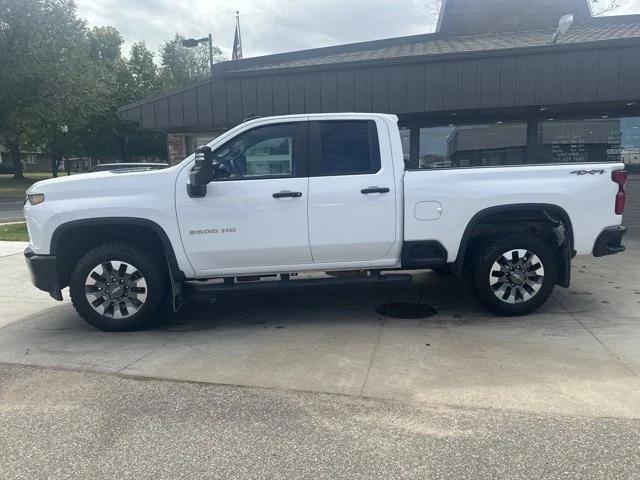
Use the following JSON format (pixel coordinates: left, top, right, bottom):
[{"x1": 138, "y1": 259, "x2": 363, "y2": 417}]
[
  {"x1": 26, "y1": 168, "x2": 176, "y2": 197},
  {"x1": 27, "y1": 171, "x2": 113, "y2": 194}
]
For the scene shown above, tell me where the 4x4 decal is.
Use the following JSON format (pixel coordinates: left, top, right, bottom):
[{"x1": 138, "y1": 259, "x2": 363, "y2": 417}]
[{"x1": 570, "y1": 169, "x2": 606, "y2": 176}]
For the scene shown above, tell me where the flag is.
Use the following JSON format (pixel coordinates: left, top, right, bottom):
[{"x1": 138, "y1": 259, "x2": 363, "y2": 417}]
[{"x1": 232, "y1": 11, "x2": 243, "y2": 60}]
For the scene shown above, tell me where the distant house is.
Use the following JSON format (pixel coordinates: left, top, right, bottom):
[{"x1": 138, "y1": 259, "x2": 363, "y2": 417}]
[
  {"x1": 0, "y1": 144, "x2": 51, "y2": 172},
  {"x1": 119, "y1": 0, "x2": 640, "y2": 170}
]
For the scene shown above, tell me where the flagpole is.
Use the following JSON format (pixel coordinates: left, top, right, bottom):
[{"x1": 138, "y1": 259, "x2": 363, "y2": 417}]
[
  {"x1": 233, "y1": 10, "x2": 243, "y2": 60},
  {"x1": 236, "y1": 11, "x2": 241, "y2": 44}
]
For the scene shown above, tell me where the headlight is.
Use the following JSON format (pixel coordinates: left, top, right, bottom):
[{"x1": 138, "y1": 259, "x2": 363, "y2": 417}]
[{"x1": 26, "y1": 193, "x2": 45, "y2": 206}]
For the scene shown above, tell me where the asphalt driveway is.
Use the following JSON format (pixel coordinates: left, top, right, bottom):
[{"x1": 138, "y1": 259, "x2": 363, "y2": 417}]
[
  {"x1": 0, "y1": 199, "x2": 24, "y2": 221},
  {"x1": 2, "y1": 362, "x2": 639, "y2": 480}
]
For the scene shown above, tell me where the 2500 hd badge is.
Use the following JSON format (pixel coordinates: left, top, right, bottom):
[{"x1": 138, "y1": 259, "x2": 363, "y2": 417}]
[{"x1": 190, "y1": 228, "x2": 237, "y2": 235}]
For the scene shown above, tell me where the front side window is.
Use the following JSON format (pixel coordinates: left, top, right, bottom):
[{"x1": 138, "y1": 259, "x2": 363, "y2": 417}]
[
  {"x1": 312, "y1": 120, "x2": 381, "y2": 175},
  {"x1": 418, "y1": 122, "x2": 527, "y2": 169},
  {"x1": 212, "y1": 123, "x2": 299, "y2": 179}
]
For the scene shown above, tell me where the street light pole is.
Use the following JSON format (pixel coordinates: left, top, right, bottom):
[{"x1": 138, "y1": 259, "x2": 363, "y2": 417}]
[
  {"x1": 181, "y1": 34, "x2": 214, "y2": 74},
  {"x1": 60, "y1": 125, "x2": 69, "y2": 176},
  {"x1": 208, "y1": 33, "x2": 213, "y2": 72}
]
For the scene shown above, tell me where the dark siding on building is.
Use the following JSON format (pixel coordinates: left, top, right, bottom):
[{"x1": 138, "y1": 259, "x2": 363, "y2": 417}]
[
  {"x1": 155, "y1": 97, "x2": 170, "y2": 128},
  {"x1": 196, "y1": 83, "x2": 213, "y2": 126},
  {"x1": 120, "y1": 44, "x2": 640, "y2": 131}
]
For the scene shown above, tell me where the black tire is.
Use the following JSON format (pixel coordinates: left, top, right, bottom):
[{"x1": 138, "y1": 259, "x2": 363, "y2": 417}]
[
  {"x1": 472, "y1": 235, "x2": 557, "y2": 316},
  {"x1": 69, "y1": 242, "x2": 169, "y2": 331}
]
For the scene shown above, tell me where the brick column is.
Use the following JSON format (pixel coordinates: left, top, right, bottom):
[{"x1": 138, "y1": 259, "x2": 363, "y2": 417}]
[{"x1": 167, "y1": 134, "x2": 186, "y2": 165}]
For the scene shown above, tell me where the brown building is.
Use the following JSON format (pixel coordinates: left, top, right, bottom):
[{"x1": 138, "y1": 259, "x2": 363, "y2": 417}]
[{"x1": 119, "y1": 0, "x2": 640, "y2": 169}]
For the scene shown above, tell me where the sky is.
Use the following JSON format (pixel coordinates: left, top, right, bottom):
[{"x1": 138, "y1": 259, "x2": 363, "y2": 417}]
[
  {"x1": 74, "y1": 0, "x2": 437, "y2": 60},
  {"x1": 75, "y1": 0, "x2": 640, "y2": 61}
]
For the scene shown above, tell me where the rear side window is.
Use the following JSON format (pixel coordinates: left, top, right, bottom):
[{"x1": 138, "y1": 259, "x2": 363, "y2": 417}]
[{"x1": 311, "y1": 120, "x2": 381, "y2": 176}]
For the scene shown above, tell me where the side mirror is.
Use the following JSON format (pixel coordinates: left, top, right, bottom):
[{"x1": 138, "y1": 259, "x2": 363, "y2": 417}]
[{"x1": 188, "y1": 145, "x2": 214, "y2": 198}]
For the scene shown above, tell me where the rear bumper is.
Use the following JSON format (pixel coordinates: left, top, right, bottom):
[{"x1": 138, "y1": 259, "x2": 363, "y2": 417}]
[
  {"x1": 24, "y1": 247, "x2": 63, "y2": 300},
  {"x1": 593, "y1": 226, "x2": 626, "y2": 257}
]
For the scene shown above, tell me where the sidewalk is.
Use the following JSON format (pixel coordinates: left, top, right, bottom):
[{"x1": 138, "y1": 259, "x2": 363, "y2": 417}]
[{"x1": 0, "y1": 241, "x2": 28, "y2": 257}]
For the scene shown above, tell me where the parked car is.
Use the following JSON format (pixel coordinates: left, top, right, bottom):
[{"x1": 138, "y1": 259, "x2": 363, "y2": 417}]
[
  {"x1": 24, "y1": 113, "x2": 627, "y2": 331},
  {"x1": 88, "y1": 163, "x2": 169, "y2": 173}
]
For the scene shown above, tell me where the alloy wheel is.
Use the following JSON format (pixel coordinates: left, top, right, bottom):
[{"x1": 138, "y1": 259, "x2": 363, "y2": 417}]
[
  {"x1": 85, "y1": 260, "x2": 148, "y2": 319},
  {"x1": 488, "y1": 249, "x2": 545, "y2": 304}
]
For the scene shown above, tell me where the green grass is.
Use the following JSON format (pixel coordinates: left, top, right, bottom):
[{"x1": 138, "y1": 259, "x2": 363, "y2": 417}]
[
  {"x1": 0, "y1": 173, "x2": 61, "y2": 199},
  {"x1": 0, "y1": 222, "x2": 28, "y2": 242}
]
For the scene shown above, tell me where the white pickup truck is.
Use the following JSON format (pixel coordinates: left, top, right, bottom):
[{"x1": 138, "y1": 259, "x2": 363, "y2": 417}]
[{"x1": 24, "y1": 113, "x2": 627, "y2": 331}]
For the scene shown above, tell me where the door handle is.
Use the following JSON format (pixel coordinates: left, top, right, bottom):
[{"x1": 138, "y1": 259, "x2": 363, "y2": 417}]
[
  {"x1": 361, "y1": 187, "x2": 390, "y2": 194},
  {"x1": 273, "y1": 191, "x2": 303, "y2": 199}
]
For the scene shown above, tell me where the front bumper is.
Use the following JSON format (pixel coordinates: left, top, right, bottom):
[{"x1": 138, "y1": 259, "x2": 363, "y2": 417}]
[
  {"x1": 593, "y1": 226, "x2": 626, "y2": 257},
  {"x1": 24, "y1": 247, "x2": 63, "y2": 300}
]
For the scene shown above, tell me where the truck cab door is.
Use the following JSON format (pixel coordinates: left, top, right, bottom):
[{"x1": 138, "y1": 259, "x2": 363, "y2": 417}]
[
  {"x1": 175, "y1": 121, "x2": 312, "y2": 276},
  {"x1": 307, "y1": 118, "x2": 398, "y2": 264}
]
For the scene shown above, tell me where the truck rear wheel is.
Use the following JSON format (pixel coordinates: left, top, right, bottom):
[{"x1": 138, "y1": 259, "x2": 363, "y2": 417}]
[
  {"x1": 69, "y1": 242, "x2": 168, "y2": 331},
  {"x1": 472, "y1": 235, "x2": 556, "y2": 316}
]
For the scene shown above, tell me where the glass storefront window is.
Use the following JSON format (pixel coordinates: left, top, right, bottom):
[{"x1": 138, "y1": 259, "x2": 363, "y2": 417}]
[
  {"x1": 539, "y1": 118, "x2": 621, "y2": 164},
  {"x1": 399, "y1": 127, "x2": 411, "y2": 167},
  {"x1": 621, "y1": 117, "x2": 640, "y2": 167},
  {"x1": 407, "y1": 115, "x2": 640, "y2": 170},
  {"x1": 538, "y1": 117, "x2": 640, "y2": 165},
  {"x1": 418, "y1": 122, "x2": 527, "y2": 169}
]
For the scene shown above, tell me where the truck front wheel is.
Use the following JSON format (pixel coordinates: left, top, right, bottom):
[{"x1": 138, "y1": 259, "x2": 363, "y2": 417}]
[
  {"x1": 472, "y1": 235, "x2": 557, "y2": 316},
  {"x1": 69, "y1": 242, "x2": 169, "y2": 331}
]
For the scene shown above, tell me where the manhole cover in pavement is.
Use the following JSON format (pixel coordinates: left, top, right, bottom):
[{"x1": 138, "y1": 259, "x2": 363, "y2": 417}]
[{"x1": 375, "y1": 303, "x2": 437, "y2": 319}]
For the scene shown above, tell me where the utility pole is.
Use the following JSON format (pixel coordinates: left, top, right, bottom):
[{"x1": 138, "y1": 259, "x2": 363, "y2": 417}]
[{"x1": 208, "y1": 33, "x2": 213, "y2": 72}]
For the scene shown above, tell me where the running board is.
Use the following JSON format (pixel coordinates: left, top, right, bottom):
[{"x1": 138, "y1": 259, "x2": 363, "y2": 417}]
[{"x1": 184, "y1": 273, "x2": 413, "y2": 300}]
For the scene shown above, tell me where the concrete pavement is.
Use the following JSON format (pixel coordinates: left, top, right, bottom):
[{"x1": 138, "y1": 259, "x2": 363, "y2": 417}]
[
  {"x1": 625, "y1": 175, "x2": 640, "y2": 238},
  {"x1": 0, "y1": 239, "x2": 639, "y2": 419},
  {"x1": 0, "y1": 241, "x2": 28, "y2": 258}
]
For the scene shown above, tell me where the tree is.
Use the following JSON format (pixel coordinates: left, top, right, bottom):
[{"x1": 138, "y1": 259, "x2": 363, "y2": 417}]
[
  {"x1": 426, "y1": 0, "x2": 443, "y2": 20},
  {"x1": 88, "y1": 25, "x2": 122, "y2": 62},
  {"x1": 159, "y1": 34, "x2": 225, "y2": 89},
  {"x1": 73, "y1": 27, "x2": 135, "y2": 162},
  {"x1": 129, "y1": 41, "x2": 159, "y2": 98},
  {"x1": 70, "y1": 28, "x2": 166, "y2": 164},
  {"x1": 591, "y1": 0, "x2": 625, "y2": 16},
  {"x1": 0, "y1": 0, "x2": 92, "y2": 179}
]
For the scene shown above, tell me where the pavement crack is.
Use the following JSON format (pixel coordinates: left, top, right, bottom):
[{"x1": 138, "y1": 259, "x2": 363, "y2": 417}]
[
  {"x1": 556, "y1": 297, "x2": 639, "y2": 377},
  {"x1": 116, "y1": 331, "x2": 186, "y2": 374},
  {"x1": 360, "y1": 316, "x2": 386, "y2": 396}
]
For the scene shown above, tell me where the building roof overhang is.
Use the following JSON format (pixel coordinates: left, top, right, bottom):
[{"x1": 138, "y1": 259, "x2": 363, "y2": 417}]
[{"x1": 118, "y1": 14, "x2": 640, "y2": 132}]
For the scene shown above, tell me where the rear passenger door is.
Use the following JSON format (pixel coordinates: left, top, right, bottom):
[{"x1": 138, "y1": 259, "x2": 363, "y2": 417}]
[{"x1": 307, "y1": 118, "x2": 397, "y2": 264}]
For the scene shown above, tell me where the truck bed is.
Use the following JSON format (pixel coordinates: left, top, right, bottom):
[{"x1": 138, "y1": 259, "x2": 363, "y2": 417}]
[{"x1": 403, "y1": 163, "x2": 624, "y2": 262}]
